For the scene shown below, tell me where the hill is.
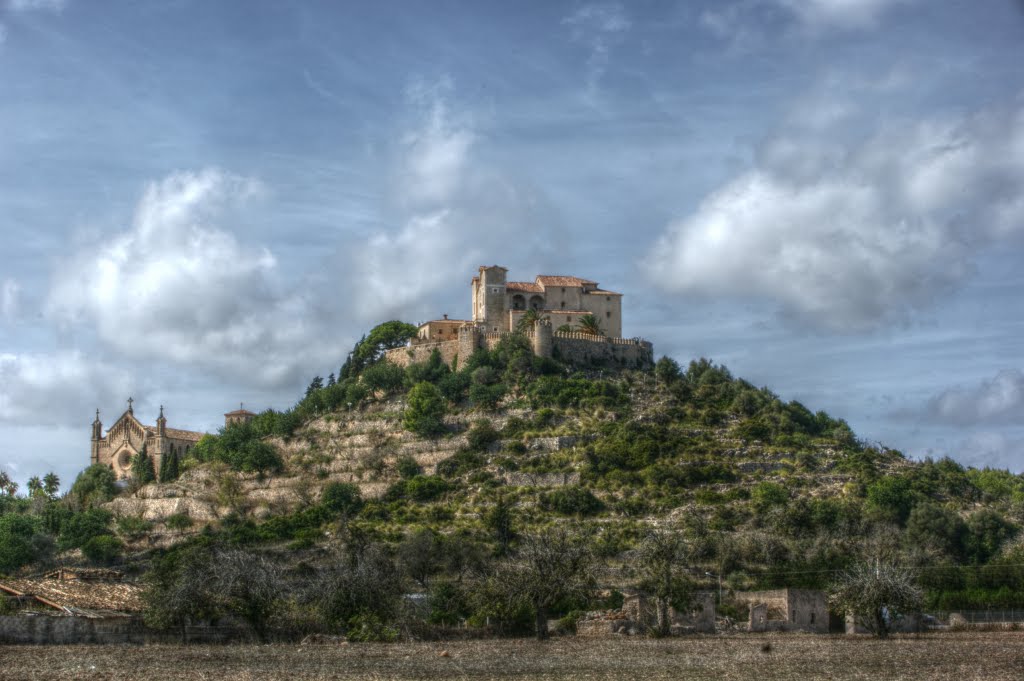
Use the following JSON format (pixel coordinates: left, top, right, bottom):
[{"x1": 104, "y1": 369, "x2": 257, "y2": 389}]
[{"x1": 2, "y1": 324, "x2": 1023, "y2": 637}]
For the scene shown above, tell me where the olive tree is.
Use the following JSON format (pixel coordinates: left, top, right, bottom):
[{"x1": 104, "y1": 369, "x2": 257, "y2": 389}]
[
  {"x1": 495, "y1": 526, "x2": 596, "y2": 640},
  {"x1": 829, "y1": 560, "x2": 923, "y2": 638},
  {"x1": 637, "y1": 528, "x2": 691, "y2": 636}
]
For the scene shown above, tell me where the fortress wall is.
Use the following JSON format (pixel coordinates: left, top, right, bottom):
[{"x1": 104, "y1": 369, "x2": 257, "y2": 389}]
[
  {"x1": 383, "y1": 340, "x2": 460, "y2": 368},
  {"x1": 552, "y1": 336, "x2": 653, "y2": 369}
]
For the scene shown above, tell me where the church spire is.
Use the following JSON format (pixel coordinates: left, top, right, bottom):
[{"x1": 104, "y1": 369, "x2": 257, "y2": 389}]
[
  {"x1": 156, "y1": 404, "x2": 166, "y2": 437},
  {"x1": 91, "y1": 409, "x2": 102, "y2": 441},
  {"x1": 127, "y1": 396, "x2": 134, "y2": 415}
]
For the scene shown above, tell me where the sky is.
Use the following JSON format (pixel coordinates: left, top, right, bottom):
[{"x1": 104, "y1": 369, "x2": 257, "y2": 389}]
[{"x1": 1, "y1": 0, "x2": 1023, "y2": 491}]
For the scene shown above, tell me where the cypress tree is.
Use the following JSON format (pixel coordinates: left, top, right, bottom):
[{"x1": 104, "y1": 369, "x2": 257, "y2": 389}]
[{"x1": 131, "y1": 445, "x2": 156, "y2": 485}]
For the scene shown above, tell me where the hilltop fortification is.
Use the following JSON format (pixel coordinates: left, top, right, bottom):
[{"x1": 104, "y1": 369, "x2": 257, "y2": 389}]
[{"x1": 385, "y1": 265, "x2": 653, "y2": 370}]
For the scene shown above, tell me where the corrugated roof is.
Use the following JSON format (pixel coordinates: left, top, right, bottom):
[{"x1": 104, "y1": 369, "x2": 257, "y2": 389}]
[{"x1": 0, "y1": 578, "x2": 144, "y2": 615}]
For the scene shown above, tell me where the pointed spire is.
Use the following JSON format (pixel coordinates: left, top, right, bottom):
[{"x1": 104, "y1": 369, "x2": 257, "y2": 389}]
[
  {"x1": 159, "y1": 405, "x2": 164, "y2": 419},
  {"x1": 127, "y1": 396, "x2": 134, "y2": 414}
]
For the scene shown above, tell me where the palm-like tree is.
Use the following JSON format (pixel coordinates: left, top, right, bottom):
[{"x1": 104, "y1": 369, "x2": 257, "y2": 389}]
[
  {"x1": 578, "y1": 314, "x2": 604, "y2": 336},
  {"x1": 0, "y1": 471, "x2": 17, "y2": 496},
  {"x1": 515, "y1": 308, "x2": 547, "y2": 333}
]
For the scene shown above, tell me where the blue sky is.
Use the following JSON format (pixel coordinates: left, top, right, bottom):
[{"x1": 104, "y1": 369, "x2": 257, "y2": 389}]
[{"x1": 2, "y1": 0, "x2": 1024, "y2": 490}]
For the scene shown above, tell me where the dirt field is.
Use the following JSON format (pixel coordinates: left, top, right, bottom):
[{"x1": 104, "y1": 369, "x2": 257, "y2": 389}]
[{"x1": 1, "y1": 632, "x2": 1022, "y2": 680}]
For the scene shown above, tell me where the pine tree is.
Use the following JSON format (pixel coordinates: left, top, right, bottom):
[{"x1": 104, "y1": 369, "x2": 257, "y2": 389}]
[{"x1": 327, "y1": 372, "x2": 336, "y2": 387}]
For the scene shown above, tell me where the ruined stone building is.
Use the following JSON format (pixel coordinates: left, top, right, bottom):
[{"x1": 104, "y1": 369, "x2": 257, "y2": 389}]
[
  {"x1": 733, "y1": 589, "x2": 830, "y2": 634},
  {"x1": 389, "y1": 265, "x2": 652, "y2": 370},
  {"x1": 90, "y1": 400, "x2": 255, "y2": 479}
]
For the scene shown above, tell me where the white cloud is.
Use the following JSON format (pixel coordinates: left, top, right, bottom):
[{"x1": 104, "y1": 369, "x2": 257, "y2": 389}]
[
  {"x1": 925, "y1": 370, "x2": 1024, "y2": 426},
  {"x1": 562, "y1": 3, "x2": 630, "y2": 94},
  {"x1": 1, "y1": 278, "x2": 18, "y2": 320},
  {"x1": 701, "y1": 0, "x2": 915, "y2": 47},
  {"x1": 6, "y1": 0, "x2": 67, "y2": 12},
  {"x1": 0, "y1": 351, "x2": 132, "y2": 426},
  {"x1": 47, "y1": 169, "x2": 340, "y2": 386},
  {"x1": 949, "y1": 431, "x2": 1024, "y2": 473},
  {"x1": 346, "y1": 81, "x2": 563, "y2": 322},
  {"x1": 648, "y1": 101, "x2": 1024, "y2": 331},
  {"x1": 777, "y1": 0, "x2": 912, "y2": 30}
]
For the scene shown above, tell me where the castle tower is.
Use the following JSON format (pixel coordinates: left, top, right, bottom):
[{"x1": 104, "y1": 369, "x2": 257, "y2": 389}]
[
  {"x1": 532, "y1": 318, "x2": 553, "y2": 359},
  {"x1": 475, "y1": 265, "x2": 508, "y2": 332},
  {"x1": 457, "y1": 324, "x2": 480, "y2": 370}
]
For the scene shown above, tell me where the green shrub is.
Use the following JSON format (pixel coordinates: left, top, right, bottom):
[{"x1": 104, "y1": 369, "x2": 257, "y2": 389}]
[
  {"x1": 69, "y1": 465, "x2": 118, "y2": 507},
  {"x1": 165, "y1": 513, "x2": 193, "y2": 531},
  {"x1": 58, "y1": 508, "x2": 113, "y2": 551},
  {"x1": 0, "y1": 513, "x2": 44, "y2": 573},
  {"x1": 346, "y1": 613, "x2": 399, "y2": 642},
  {"x1": 82, "y1": 534, "x2": 123, "y2": 564},
  {"x1": 396, "y1": 455, "x2": 423, "y2": 480},
  {"x1": 361, "y1": 362, "x2": 406, "y2": 393},
  {"x1": 467, "y1": 419, "x2": 500, "y2": 452},
  {"x1": 385, "y1": 475, "x2": 450, "y2": 502},
  {"x1": 403, "y1": 382, "x2": 447, "y2": 437},
  {"x1": 320, "y1": 482, "x2": 364, "y2": 516},
  {"x1": 540, "y1": 487, "x2": 603, "y2": 516}
]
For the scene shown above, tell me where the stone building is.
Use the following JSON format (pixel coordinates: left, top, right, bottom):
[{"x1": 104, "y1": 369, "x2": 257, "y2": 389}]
[
  {"x1": 733, "y1": 589, "x2": 829, "y2": 634},
  {"x1": 90, "y1": 399, "x2": 205, "y2": 480},
  {"x1": 387, "y1": 265, "x2": 652, "y2": 370},
  {"x1": 471, "y1": 265, "x2": 623, "y2": 337}
]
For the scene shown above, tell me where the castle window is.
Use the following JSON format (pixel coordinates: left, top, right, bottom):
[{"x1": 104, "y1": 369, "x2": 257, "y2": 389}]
[
  {"x1": 560, "y1": 301, "x2": 565, "y2": 308},
  {"x1": 810, "y1": 613, "x2": 815, "y2": 624},
  {"x1": 606, "y1": 311, "x2": 611, "y2": 318},
  {"x1": 561, "y1": 287, "x2": 565, "y2": 293},
  {"x1": 606, "y1": 296, "x2": 610, "y2": 301}
]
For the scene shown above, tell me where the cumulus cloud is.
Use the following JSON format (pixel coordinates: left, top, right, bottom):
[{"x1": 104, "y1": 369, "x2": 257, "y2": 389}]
[
  {"x1": 0, "y1": 351, "x2": 133, "y2": 426},
  {"x1": 47, "y1": 169, "x2": 340, "y2": 386},
  {"x1": 1, "y1": 278, "x2": 18, "y2": 320},
  {"x1": 562, "y1": 3, "x2": 630, "y2": 93},
  {"x1": 346, "y1": 80, "x2": 563, "y2": 321},
  {"x1": 924, "y1": 370, "x2": 1024, "y2": 426},
  {"x1": 648, "y1": 100, "x2": 1024, "y2": 331}
]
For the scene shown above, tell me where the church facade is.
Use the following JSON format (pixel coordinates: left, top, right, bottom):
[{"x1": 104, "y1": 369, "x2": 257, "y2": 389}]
[{"x1": 90, "y1": 400, "x2": 255, "y2": 479}]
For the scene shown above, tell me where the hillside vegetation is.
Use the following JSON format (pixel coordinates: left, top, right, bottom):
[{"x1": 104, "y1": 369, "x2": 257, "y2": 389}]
[{"x1": 2, "y1": 322, "x2": 1023, "y2": 638}]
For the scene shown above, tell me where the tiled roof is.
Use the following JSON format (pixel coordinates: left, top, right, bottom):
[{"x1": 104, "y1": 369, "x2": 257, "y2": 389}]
[
  {"x1": 0, "y1": 579, "x2": 144, "y2": 615},
  {"x1": 507, "y1": 281, "x2": 543, "y2": 293},
  {"x1": 144, "y1": 426, "x2": 205, "y2": 441},
  {"x1": 586, "y1": 289, "x2": 622, "y2": 296},
  {"x1": 536, "y1": 275, "x2": 598, "y2": 288},
  {"x1": 224, "y1": 409, "x2": 256, "y2": 417}
]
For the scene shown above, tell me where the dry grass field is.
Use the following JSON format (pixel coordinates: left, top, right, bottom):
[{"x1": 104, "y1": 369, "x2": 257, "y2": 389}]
[{"x1": 1, "y1": 632, "x2": 1022, "y2": 680}]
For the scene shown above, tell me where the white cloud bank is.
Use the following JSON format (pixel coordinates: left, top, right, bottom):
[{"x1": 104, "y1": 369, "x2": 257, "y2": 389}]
[
  {"x1": 47, "y1": 169, "x2": 339, "y2": 386},
  {"x1": 648, "y1": 101, "x2": 1024, "y2": 331},
  {"x1": 0, "y1": 351, "x2": 132, "y2": 426},
  {"x1": 925, "y1": 369, "x2": 1024, "y2": 426},
  {"x1": 346, "y1": 80, "x2": 562, "y2": 321}
]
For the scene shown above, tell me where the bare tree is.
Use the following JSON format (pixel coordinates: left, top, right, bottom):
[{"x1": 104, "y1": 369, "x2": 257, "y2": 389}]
[
  {"x1": 211, "y1": 548, "x2": 285, "y2": 643},
  {"x1": 496, "y1": 526, "x2": 596, "y2": 640},
  {"x1": 637, "y1": 528, "x2": 691, "y2": 636},
  {"x1": 829, "y1": 560, "x2": 923, "y2": 638}
]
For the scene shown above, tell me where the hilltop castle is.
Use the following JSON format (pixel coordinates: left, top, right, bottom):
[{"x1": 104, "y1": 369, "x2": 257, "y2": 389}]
[
  {"x1": 386, "y1": 265, "x2": 652, "y2": 370},
  {"x1": 90, "y1": 400, "x2": 254, "y2": 480}
]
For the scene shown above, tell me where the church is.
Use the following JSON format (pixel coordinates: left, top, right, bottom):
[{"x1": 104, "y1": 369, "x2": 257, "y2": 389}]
[{"x1": 90, "y1": 399, "x2": 254, "y2": 479}]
